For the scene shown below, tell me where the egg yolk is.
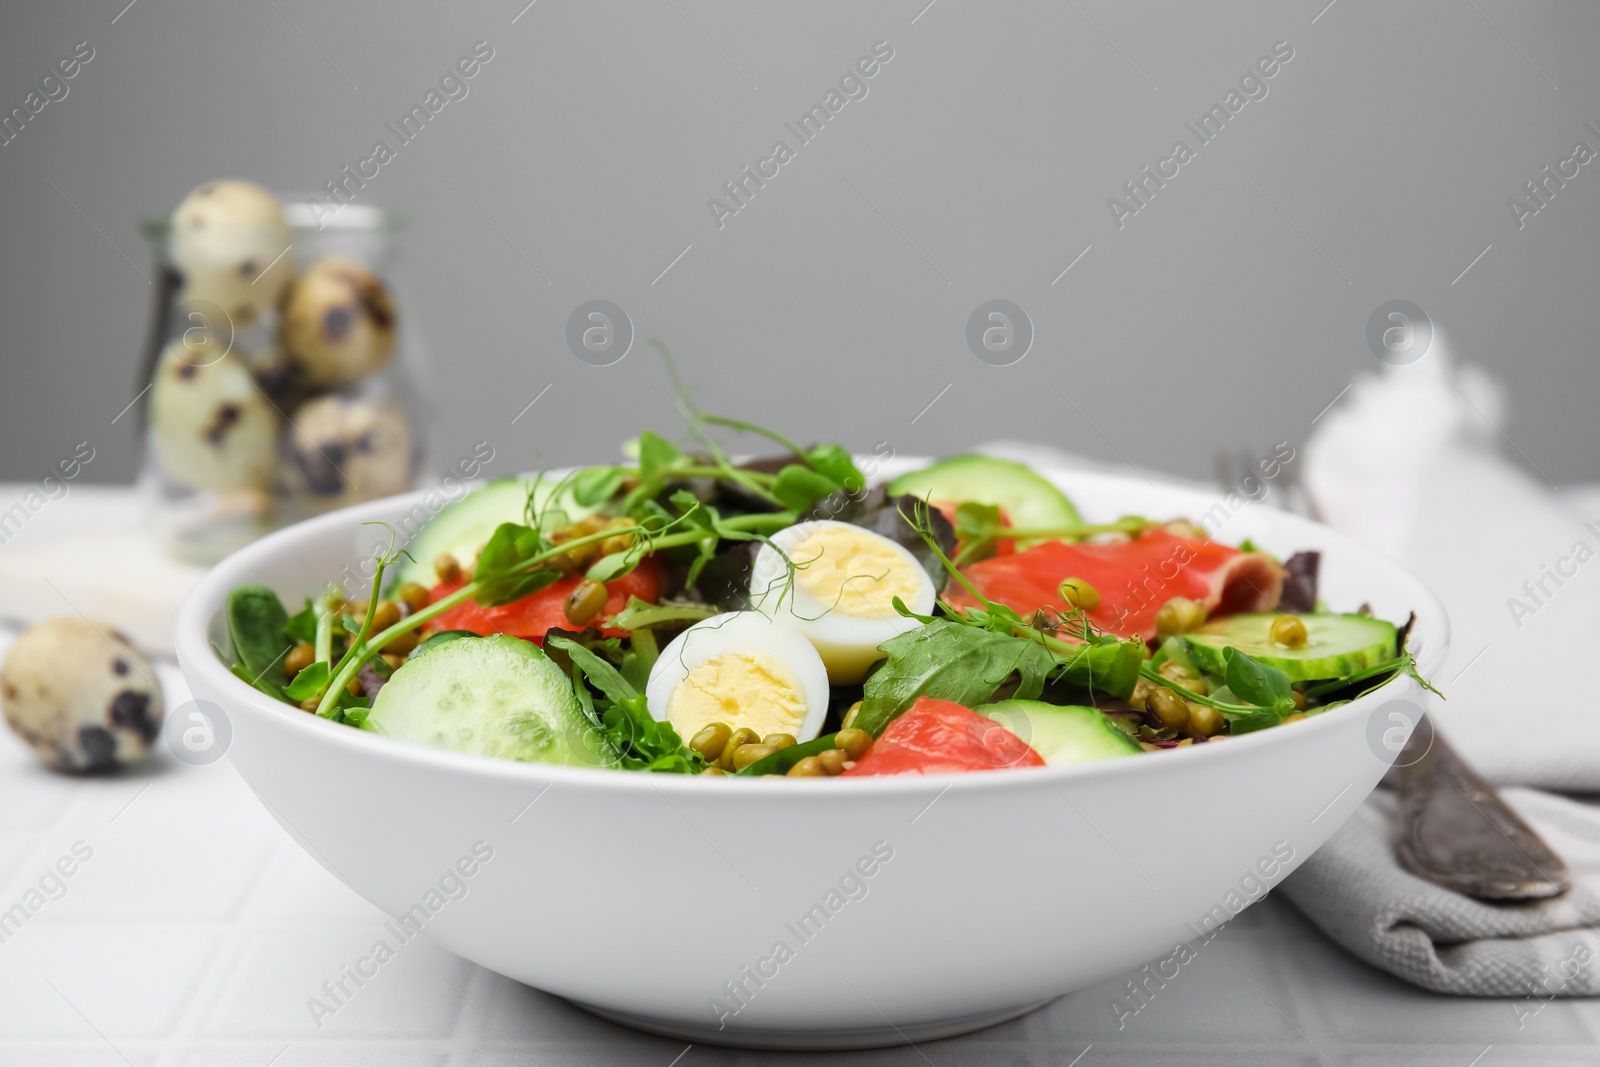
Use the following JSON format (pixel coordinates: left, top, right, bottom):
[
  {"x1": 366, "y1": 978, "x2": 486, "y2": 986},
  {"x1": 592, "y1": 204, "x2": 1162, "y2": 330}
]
[
  {"x1": 666, "y1": 653, "x2": 808, "y2": 739},
  {"x1": 790, "y1": 525, "x2": 923, "y2": 619}
]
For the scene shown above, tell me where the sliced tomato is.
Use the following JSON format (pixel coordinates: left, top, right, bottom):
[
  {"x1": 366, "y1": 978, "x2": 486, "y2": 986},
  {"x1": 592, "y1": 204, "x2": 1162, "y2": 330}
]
[
  {"x1": 841, "y1": 697, "x2": 1044, "y2": 777},
  {"x1": 425, "y1": 557, "x2": 662, "y2": 645},
  {"x1": 946, "y1": 529, "x2": 1283, "y2": 641}
]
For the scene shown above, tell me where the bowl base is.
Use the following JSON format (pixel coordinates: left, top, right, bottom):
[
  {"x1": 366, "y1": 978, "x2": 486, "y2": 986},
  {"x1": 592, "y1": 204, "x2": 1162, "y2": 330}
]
[{"x1": 566, "y1": 996, "x2": 1057, "y2": 1050}]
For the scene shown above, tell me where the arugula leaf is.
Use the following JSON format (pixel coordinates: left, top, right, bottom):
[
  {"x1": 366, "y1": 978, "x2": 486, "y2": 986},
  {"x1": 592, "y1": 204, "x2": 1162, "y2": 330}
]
[
  {"x1": 550, "y1": 636, "x2": 636, "y2": 705},
  {"x1": 284, "y1": 661, "x2": 331, "y2": 702},
  {"x1": 226, "y1": 585, "x2": 293, "y2": 693},
  {"x1": 1222, "y1": 647, "x2": 1294, "y2": 711},
  {"x1": 772, "y1": 464, "x2": 843, "y2": 510},
  {"x1": 473, "y1": 522, "x2": 563, "y2": 606},
  {"x1": 855, "y1": 620, "x2": 1055, "y2": 737},
  {"x1": 547, "y1": 635, "x2": 701, "y2": 773},
  {"x1": 872, "y1": 495, "x2": 1142, "y2": 708}
]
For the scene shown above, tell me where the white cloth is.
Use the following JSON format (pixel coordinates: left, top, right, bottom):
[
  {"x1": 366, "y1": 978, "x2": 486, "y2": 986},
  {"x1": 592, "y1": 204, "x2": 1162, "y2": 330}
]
[{"x1": 1305, "y1": 338, "x2": 1600, "y2": 790}]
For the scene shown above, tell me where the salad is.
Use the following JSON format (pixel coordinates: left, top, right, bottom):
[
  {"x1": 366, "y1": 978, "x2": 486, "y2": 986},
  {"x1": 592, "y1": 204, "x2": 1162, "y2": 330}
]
[{"x1": 219, "y1": 408, "x2": 1430, "y2": 780}]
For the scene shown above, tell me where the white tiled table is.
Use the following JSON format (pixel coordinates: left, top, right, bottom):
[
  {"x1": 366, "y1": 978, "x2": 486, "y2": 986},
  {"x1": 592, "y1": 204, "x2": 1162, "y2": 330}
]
[{"x1": 1, "y1": 489, "x2": 1597, "y2": 1065}]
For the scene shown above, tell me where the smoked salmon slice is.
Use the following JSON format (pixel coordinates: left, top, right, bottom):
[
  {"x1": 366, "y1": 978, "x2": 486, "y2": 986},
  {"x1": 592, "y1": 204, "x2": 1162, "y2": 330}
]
[{"x1": 946, "y1": 529, "x2": 1285, "y2": 641}]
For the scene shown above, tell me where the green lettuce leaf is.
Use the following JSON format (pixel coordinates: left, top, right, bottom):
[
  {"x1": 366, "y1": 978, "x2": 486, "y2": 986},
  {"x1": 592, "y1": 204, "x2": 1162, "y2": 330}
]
[{"x1": 546, "y1": 635, "x2": 701, "y2": 773}]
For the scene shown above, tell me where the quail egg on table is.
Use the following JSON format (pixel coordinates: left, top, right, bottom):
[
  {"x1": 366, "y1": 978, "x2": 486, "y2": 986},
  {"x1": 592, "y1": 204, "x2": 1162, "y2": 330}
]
[
  {"x1": 1, "y1": 618, "x2": 164, "y2": 771},
  {"x1": 646, "y1": 612, "x2": 831, "y2": 745},
  {"x1": 149, "y1": 339, "x2": 279, "y2": 492},
  {"x1": 168, "y1": 179, "x2": 295, "y2": 327},
  {"x1": 279, "y1": 257, "x2": 397, "y2": 388},
  {"x1": 749, "y1": 520, "x2": 936, "y2": 684},
  {"x1": 280, "y1": 393, "x2": 414, "y2": 508}
]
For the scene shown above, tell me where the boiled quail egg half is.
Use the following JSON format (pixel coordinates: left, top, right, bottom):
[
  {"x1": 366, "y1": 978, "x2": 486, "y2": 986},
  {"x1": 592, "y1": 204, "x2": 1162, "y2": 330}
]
[
  {"x1": 749, "y1": 520, "x2": 935, "y2": 684},
  {"x1": 646, "y1": 612, "x2": 830, "y2": 745}
]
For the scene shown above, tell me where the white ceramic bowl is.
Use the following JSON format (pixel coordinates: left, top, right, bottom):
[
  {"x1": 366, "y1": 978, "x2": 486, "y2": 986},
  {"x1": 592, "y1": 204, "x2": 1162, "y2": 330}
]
[{"x1": 174, "y1": 461, "x2": 1447, "y2": 1050}]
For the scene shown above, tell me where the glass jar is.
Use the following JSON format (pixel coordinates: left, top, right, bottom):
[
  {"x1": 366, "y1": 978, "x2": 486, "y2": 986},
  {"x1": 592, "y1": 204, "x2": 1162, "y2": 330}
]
[{"x1": 138, "y1": 191, "x2": 431, "y2": 564}]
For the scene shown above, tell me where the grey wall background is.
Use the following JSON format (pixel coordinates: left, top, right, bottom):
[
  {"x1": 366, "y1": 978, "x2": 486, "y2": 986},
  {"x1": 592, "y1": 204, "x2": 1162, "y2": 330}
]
[{"x1": 1, "y1": 0, "x2": 1596, "y2": 488}]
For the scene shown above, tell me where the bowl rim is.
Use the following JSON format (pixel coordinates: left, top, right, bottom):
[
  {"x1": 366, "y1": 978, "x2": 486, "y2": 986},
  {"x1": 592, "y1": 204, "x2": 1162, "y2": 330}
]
[{"x1": 174, "y1": 459, "x2": 1449, "y2": 797}]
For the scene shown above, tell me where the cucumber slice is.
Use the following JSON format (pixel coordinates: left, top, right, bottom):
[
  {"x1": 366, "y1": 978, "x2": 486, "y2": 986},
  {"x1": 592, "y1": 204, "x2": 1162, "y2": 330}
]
[
  {"x1": 1183, "y1": 613, "x2": 1397, "y2": 683},
  {"x1": 396, "y1": 477, "x2": 599, "y2": 588},
  {"x1": 974, "y1": 699, "x2": 1140, "y2": 765},
  {"x1": 363, "y1": 634, "x2": 607, "y2": 766},
  {"x1": 886, "y1": 455, "x2": 1081, "y2": 537}
]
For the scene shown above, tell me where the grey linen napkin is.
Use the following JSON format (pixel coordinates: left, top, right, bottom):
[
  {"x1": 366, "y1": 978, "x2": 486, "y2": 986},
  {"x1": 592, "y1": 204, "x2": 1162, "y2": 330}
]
[{"x1": 1277, "y1": 788, "x2": 1600, "y2": 999}]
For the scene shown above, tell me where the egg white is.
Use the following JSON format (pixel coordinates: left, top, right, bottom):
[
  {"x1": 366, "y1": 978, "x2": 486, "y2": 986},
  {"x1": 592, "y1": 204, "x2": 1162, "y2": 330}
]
[
  {"x1": 748, "y1": 520, "x2": 936, "y2": 684},
  {"x1": 645, "y1": 611, "x2": 832, "y2": 743}
]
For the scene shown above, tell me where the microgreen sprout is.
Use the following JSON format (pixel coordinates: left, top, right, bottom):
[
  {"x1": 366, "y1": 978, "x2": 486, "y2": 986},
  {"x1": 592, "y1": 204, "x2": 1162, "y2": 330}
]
[{"x1": 312, "y1": 502, "x2": 797, "y2": 718}]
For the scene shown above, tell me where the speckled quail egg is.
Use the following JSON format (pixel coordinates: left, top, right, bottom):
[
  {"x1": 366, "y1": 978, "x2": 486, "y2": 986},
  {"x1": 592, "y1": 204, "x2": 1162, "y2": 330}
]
[
  {"x1": 149, "y1": 339, "x2": 279, "y2": 492},
  {"x1": 168, "y1": 180, "x2": 296, "y2": 327},
  {"x1": 279, "y1": 257, "x2": 397, "y2": 388},
  {"x1": 2, "y1": 618, "x2": 164, "y2": 771},
  {"x1": 280, "y1": 393, "x2": 414, "y2": 507},
  {"x1": 244, "y1": 343, "x2": 307, "y2": 408},
  {"x1": 750, "y1": 520, "x2": 936, "y2": 684}
]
